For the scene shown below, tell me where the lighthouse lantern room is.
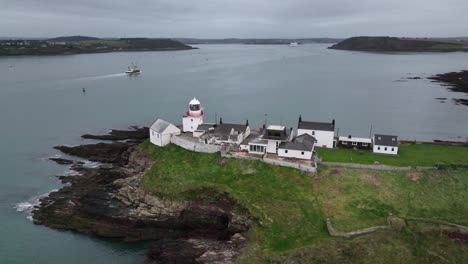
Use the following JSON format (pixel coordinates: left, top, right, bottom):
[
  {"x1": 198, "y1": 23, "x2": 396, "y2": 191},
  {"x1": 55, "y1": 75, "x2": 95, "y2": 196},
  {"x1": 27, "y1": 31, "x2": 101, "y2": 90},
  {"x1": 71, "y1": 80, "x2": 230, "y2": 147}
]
[{"x1": 182, "y1": 98, "x2": 204, "y2": 132}]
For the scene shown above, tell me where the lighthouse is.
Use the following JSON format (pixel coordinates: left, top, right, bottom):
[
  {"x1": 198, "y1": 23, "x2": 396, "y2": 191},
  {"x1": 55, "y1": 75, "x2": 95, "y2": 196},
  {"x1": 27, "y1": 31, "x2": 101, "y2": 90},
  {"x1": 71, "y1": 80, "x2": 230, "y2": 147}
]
[{"x1": 182, "y1": 98, "x2": 204, "y2": 132}]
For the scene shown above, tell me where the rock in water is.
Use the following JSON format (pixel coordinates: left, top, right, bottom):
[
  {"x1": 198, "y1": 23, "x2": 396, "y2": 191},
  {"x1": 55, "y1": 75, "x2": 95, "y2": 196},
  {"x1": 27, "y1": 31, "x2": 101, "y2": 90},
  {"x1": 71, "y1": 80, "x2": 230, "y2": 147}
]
[
  {"x1": 82, "y1": 127, "x2": 149, "y2": 141},
  {"x1": 54, "y1": 142, "x2": 133, "y2": 164}
]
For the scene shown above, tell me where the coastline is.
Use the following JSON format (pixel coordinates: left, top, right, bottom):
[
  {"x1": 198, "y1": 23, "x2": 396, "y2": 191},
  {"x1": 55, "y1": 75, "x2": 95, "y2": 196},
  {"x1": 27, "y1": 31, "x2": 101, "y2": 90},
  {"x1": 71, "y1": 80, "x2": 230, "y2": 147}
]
[{"x1": 32, "y1": 128, "x2": 250, "y2": 263}]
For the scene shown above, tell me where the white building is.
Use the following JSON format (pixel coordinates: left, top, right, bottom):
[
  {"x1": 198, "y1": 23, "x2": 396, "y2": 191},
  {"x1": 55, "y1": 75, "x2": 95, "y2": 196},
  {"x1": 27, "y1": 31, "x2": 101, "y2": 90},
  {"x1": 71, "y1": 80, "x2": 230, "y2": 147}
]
[
  {"x1": 245, "y1": 125, "x2": 293, "y2": 155},
  {"x1": 338, "y1": 135, "x2": 372, "y2": 149},
  {"x1": 278, "y1": 134, "x2": 316, "y2": 160},
  {"x1": 182, "y1": 98, "x2": 204, "y2": 132},
  {"x1": 149, "y1": 119, "x2": 181, "y2": 147},
  {"x1": 373, "y1": 134, "x2": 398, "y2": 155},
  {"x1": 297, "y1": 116, "x2": 335, "y2": 148},
  {"x1": 207, "y1": 119, "x2": 250, "y2": 145}
]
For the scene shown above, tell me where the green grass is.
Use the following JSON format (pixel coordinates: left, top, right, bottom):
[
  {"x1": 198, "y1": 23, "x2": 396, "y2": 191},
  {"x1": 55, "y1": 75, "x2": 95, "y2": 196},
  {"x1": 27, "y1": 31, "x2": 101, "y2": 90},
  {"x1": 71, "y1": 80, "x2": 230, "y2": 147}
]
[
  {"x1": 140, "y1": 141, "x2": 327, "y2": 251},
  {"x1": 431, "y1": 43, "x2": 468, "y2": 51},
  {"x1": 140, "y1": 141, "x2": 468, "y2": 261},
  {"x1": 318, "y1": 143, "x2": 468, "y2": 166}
]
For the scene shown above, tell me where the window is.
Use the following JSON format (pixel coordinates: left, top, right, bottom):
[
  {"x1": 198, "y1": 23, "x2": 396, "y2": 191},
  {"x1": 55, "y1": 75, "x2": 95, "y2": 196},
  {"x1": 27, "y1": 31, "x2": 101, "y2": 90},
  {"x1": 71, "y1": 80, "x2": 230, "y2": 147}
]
[
  {"x1": 378, "y1": 146, "x2": 381, "y2": 150},
  {"x1": 301, "y1": 152, "x2": 304, "y2": 155},
  {"x1": 385, "y1": 147, "x2": 387, "y2": 151},
  {"x1": 285, "y1": 150, "x2": 288, "y2": 153},
  {"x1": 352, "y1": 142, "x2": 357, "y2": 146},
  {"x1": 191, "y1": 119, "x2": 193, "y2": 122},
  {"x1": 391, "y1": 148, "x2": 394, "y2": 151},
  {"x1": 151, "y1": 131, "x2": 154, "y2": 135},
  {"x1": 342, "y1": 141, "x2": 347, "y2": 145},
  {"x1": 362, "y1": 143, "x2": 368, "y2": 147},
  {"x1": 312, "y1": 131, "x2": 315, "y2": 135}
]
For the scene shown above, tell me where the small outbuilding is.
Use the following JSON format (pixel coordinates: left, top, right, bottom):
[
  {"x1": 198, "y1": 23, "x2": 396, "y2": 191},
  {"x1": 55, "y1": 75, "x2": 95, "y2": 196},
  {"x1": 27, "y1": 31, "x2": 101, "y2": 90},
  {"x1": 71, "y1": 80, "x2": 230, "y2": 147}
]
[
  {"x1": 278, "y1": 134, "x2": 316, "y2": 160},
  {"x1": 373, "y1": 134, "x2": 398, "y2": 155},
  {"x1": 339, "y1": 135, "x2": 372, "y2": 149},
  {"x1": 149, "y1": 119, "x2": 181, "y2": 147}
]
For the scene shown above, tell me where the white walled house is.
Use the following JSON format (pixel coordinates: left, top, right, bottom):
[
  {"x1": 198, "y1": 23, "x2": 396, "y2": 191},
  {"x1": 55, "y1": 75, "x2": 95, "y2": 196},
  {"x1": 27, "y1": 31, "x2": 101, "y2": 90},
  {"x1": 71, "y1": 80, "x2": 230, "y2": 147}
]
[
  {"x1": 373, "y1": 134, "x2": 398, "y2": 155},
  {"x1": 182, "y1": 98, "x2": 204, "y2": 132},
  {"x1": 150, "y1": 119, "x2": 181, "y2": 147},
  {"x1": 202, "y1": 119, "x2": 250, "y2": 145},
  {"x1": 297, "y1": 116, "x2": 335, "y2": 148},
  {"x1": 263, "y1": 125, "x2": 293, "y2": 154},
  {"x1": 278, "y1": 134, "x2": 316, "y2": 160}
]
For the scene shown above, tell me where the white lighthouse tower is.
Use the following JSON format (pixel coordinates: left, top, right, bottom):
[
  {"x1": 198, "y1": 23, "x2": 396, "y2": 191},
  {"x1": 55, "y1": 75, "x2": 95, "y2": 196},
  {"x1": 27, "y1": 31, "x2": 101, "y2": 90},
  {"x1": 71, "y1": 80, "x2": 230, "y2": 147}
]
[{"x1": 182, "y1": 98, "x2": 204, "y2": 132}]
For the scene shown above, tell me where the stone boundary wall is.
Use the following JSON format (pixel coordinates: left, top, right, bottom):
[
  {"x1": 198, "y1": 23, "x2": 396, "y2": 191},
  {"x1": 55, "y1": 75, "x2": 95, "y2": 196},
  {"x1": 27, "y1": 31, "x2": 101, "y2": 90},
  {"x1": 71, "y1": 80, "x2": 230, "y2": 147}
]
[
  {"x1": 263, "y1": 157, "x2": 316, "y2": 174},
  {"x1": 320, "y1": 161, "x2": 412, "y2": 171},
  {"x1": 170, "y1": 136, "x2": 221, "y2": 154},
  {"x1": 326, "y1": 218, "x2": 390, "y2": 238},
  {"x1": 222, "y1": 153, "x2": 316, "y2": 174}
]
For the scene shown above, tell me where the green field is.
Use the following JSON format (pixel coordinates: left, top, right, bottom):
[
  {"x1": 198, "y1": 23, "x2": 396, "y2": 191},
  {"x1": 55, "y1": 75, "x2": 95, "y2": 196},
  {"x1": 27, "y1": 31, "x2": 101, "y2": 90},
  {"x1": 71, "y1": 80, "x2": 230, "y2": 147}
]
[
  {"x1": 140, "y1": 142, "x2": 468, "y2": 262},
  {"x1": 318, "y1": 143, "x2": 468, "y2": 167}
]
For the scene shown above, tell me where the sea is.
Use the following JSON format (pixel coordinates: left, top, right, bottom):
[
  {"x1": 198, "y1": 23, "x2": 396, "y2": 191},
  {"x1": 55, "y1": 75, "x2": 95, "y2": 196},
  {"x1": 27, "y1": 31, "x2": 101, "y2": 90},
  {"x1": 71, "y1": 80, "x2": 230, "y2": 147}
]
[{"x1": 0, "y1": 44, "x2": 467, "y2": 263}]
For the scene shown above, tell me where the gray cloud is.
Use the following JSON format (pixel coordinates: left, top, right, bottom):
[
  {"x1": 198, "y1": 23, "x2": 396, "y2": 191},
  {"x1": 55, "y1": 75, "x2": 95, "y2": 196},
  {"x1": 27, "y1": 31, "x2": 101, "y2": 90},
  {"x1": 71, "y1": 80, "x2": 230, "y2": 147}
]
[{"x1": 0, "y1": 0, "x2": 466, "y2": 38}]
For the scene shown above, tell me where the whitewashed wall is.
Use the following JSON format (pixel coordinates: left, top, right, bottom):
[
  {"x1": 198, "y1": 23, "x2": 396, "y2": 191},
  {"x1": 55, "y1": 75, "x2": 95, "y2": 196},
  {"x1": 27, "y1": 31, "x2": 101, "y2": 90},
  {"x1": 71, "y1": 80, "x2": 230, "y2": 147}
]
[
  {"x1": 297, "y1": 129, "x2": 334, "y2": 148},
  {"x1": 373, "y1": 145, "x2": 398, "y2": 155},
  {"x1": 278, "y1": 148, "x2": 312, "y2": 160},
  {"x1": 171, "y1": 135, "x2": 221, "y2": 153}
]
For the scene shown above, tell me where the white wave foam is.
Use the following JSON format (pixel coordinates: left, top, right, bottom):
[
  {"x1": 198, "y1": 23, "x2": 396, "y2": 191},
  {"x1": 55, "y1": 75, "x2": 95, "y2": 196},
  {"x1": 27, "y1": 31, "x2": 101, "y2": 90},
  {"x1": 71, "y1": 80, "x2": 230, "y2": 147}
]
[{"x1": 15, "y1": 189, "x2": 58, "y2": 220}]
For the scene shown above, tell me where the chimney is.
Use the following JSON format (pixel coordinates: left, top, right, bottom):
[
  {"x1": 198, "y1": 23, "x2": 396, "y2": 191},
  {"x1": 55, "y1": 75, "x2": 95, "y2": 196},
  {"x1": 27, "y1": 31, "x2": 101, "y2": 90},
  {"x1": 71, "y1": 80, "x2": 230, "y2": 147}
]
[
  {"x1": 219, "y1": 117, "x2": 223, "y2": 124},
  {"x1": 246, "y1": 119, "x2": 249, "y2": 127},
  {"x1": 298, "y1": 115, "x2": 302, "y2": 127},
  {"x1": 332, "y1": 119, "x2": 335, "y2": 126}
]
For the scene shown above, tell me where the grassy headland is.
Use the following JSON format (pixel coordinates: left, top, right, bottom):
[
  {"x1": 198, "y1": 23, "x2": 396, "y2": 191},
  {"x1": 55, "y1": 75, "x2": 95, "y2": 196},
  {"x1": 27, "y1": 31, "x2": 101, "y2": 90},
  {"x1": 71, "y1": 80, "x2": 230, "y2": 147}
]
[
  {"x1": 140, "y1": 141, "x2": 468, "y2": 262},
  {"x1": 329, "y1": 36, "x2": 468, "y2": 52},
  {"x1": 318, "y1": 143, "x2": 468, "y2": 167},
  {"x1": 0, "y1": 36, "x2": 194, "y2": 56}
]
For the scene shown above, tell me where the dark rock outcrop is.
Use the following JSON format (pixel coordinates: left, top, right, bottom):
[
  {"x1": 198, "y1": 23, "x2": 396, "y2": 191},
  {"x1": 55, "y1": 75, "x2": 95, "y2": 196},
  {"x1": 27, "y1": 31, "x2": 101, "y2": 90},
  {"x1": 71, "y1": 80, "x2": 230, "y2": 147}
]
[
  {"x1": 82, "y1": 127, "x2": 149, "y2": 142},
  {"x1": 54, "y1": 142, "x2": 133, "y2": 165},
  {"x1": 49, "y1": 157, "x2": 85, "y2": 165},
  {"x1": 428, "y1": 70, "x2": 468, "y2": 106},
  {"x1": 34, "y1": 131, "x2": 251, "y2": 263}
]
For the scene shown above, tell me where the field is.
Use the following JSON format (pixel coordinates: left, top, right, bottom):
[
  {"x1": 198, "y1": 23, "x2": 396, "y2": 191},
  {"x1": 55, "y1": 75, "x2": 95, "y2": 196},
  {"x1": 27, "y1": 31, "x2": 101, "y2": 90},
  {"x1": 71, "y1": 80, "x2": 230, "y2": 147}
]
[
  {"x1": 140, "y1": 142, "x2": 468, "y2": 262},
  {"x1": 318, "y1": 143, "x2": 468, "y2": 167}
]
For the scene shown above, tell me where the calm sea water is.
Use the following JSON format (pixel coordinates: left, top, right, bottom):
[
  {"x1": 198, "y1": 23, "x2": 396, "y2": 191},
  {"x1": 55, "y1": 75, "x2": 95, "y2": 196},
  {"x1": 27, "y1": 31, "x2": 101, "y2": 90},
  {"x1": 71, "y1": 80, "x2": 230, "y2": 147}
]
[{"x1": 0, "y1": 44, "x2": 467, "y2": 263}]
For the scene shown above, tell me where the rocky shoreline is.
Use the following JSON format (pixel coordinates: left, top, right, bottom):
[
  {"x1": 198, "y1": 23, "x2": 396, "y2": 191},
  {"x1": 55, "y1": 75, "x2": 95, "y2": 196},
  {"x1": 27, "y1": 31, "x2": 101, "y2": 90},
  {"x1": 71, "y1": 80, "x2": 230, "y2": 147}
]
[
  {"x1": 33, "y1": 128, "x2": 251, "y2": 263},
  {"x1": 428, "y1": 70, "x2": 468, "y2": 106}
]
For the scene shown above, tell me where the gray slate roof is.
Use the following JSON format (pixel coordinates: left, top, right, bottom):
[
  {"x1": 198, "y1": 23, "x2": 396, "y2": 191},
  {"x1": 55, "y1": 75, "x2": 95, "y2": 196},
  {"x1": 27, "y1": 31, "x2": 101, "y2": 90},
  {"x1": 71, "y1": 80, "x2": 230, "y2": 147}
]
[
  {"x1": 263, "y1": 127, "x2": 291, "y2": 141},
  {"x1": 298, "y1": 121, "x2": 335, "y2": 131},
  {"x1": 196, "y1": 123, "x2": 215, "y2": 131},
  {"x1": 279, "y1": 134, "x2": 316, "y2": 151},
  {"x1": 213, "y1": 123, "x2": 248, "y2": 136},
  {"x1": 374, "y1": 134, "x2": 398, "y2": 147},
  {"x1": 150, "y1": 119, "x2": 171, "y2": 133}
]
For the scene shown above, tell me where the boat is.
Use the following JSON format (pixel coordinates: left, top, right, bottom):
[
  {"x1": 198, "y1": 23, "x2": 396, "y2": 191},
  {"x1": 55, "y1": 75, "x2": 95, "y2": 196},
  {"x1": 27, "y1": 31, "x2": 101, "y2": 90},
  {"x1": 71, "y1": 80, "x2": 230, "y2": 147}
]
[
  {"x1": 125, "y1": 64, "x2": 141, "y2": 74},
  {"x1": 289, "y1": 42, "x2": 299, "y2": 47}
]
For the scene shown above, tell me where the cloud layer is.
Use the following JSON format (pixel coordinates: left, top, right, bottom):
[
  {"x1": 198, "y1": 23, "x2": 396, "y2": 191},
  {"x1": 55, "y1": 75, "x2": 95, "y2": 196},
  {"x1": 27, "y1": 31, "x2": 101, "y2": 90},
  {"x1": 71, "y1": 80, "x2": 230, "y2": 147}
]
[{"x1": 1, "y1": 0, "x2": 466, "y2": 38}]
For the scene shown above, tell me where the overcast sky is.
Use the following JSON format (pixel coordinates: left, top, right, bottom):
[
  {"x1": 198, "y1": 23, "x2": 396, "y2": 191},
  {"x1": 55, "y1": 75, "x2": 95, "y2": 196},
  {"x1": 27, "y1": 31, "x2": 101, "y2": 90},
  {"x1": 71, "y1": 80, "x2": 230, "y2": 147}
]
[{"x1": 1, "y1": 0, "x2": 466, "y2": 38}]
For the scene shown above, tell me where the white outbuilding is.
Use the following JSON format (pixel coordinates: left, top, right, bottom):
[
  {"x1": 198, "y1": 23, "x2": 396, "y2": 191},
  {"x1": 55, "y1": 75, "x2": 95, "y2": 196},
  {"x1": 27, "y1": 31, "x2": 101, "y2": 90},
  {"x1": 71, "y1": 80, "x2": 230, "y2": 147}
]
[
  {"x1": 149, "y1": 119, "x2": 181, "y2": 147},
  {"x1": 373, "y1": 134, "x2": 398, "y2": 155},
  {"x1": 278, "y1": 134, "x2": 316, "y2": 160}
]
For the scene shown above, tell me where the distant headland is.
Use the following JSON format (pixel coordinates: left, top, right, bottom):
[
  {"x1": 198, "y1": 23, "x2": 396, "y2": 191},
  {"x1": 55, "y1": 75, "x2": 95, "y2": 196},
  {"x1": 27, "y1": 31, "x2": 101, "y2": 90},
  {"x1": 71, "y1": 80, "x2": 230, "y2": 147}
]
[
  {"x1": 329, "y1": 36, "x2": 468, "y2": 52},
  {"x1": 0, "y1": 36, "x2": 194, "y2": 56}
]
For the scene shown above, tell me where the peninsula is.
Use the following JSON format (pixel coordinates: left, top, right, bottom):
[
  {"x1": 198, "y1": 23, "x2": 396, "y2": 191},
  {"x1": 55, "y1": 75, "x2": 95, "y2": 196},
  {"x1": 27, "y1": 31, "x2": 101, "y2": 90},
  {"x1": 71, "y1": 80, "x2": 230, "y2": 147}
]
[
  {"x1": 0, "y1": 36, "x2": 194, "y2": 56},
  {"x1": 329, "y1": 36, "x2": 468, "y2": 52}
]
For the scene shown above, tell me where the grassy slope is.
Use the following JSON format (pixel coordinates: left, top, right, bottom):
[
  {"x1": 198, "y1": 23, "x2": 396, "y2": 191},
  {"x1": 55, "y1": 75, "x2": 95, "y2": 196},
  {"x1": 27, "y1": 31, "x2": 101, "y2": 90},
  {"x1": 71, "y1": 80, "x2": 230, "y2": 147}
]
[
  {"x1": 318, "y1": 143, "x2": 468, "y2": 166},
  {"x1": 140, "y1": 142, "x2": 326, "y2": 251},
  {"x1": 140, "y1": 142, "x2": 468, "y2": 262}
]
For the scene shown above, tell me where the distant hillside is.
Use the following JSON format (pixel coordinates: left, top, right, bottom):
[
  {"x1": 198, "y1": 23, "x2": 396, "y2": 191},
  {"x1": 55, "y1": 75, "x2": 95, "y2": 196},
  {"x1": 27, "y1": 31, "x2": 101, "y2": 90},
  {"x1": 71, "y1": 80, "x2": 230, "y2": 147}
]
[
  {"x1": 48, "y1": 35, "x2": 100, "y2": 42},
  {"x1": 0, "y1": 37, "x2": 194, "y2": 56},
  {"x1": 175, "y1": 38, "x2": 342, "y2": 45},
  {"x1": 329, "y1": 36, "x2": 468, "y2": 52}
]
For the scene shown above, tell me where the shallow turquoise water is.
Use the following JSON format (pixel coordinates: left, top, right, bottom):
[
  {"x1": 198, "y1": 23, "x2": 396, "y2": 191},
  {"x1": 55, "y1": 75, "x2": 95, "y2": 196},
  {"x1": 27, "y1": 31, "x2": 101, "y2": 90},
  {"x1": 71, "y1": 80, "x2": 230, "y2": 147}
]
[{"x1": 0, "y1": 44, "x2": 467, "y2": 263}]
